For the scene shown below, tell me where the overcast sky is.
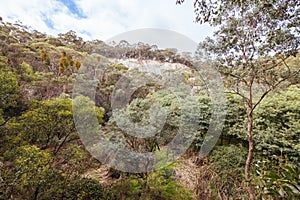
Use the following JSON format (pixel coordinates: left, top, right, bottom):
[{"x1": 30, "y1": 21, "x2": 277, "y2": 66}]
[{"x1": 0, "y1": 0, "x2": 214, "y2": 44}]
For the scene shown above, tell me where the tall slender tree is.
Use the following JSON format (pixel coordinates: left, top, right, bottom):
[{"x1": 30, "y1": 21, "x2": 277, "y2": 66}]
[{"x1": 177, "y1": 0, "x2": 300, "y2": 198}]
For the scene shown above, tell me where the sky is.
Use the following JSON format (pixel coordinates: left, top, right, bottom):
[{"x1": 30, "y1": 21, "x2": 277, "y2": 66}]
[{"x1": 0, "y1": 0, "x2": 215, "y2": 46}]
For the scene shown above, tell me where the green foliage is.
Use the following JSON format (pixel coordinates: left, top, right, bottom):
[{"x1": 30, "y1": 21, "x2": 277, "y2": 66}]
[
  {"x1": 61, "y1": 178, "x2": 105, "y2": 200},
  {"x1": 13, "y1": 145, "x2": 52, "y2": 189},
  {"x1": 95, "y1": 62, "x2": 129, "y2": 113},
  {"x1": 108, "y1": 166, "x2": 194, "y2": 200},
  {"x1": 109, "y1": 88, "x2": 211, "y2": 154},
  {"x1": 17, "y1": 97, "x2": 76, "y2": 153},
  {"x1": 73, "y1": 95, "x2": 105, "y2": 124},
  {"x1": 183, "y1": 1, "x2": 299, "y2": 198},
  {"x1": 221, "y1": 94, "x2": 247, "y2": 143},
  {"x1": 254, "y1": 86, "x2": 300, "y2": 162},
  {"x1": 0, "y1": 55, "x2": 9, "y2": 69},
  {"x1": 0, "y1": 109, "x2": 4, "y2": 125},
  {"x1": 17, "y1": 62, "x2": 35, "y2": 82},
  {"x1": 177, "y1": 1, "x2": 299, "y2": 35},
  {"x1": 1, "y1": 16, "x2": 300, "y2": 200},
  {"x1": 149, "y1": 90, "x2": 210, "y2": 143},
  {"x1": 148, "y1": 90, "x2": 180, "y2": 124},
  {"x1": 58, "y1": 30, "x2": 84, "y2": 50},
  {"x1": 210, "y1": 144, "x2": 247, "y2": 173},
  {"x1": 55, "y1": 144, "x2": 92, "y2": 176},
  {"x1": 255, "y1": 156, "x2": 300, "y2": 199},
  {"x1": 0, "y1": 145, "x2": 52, "y2": 199},
  {"x1": 284, "y1": 54, "x2": 300, "y2": 84},
  {"x1": 72, "y1": 95, "x2": 106, "y2": 147},
  {"x1": 147, "y1": 166, "x2": 194, "y2": 199},
  {"x1": 27, "y1": 72, "x2": 74, "y2": 100},
  {"x1": 0, "y1": 68, "x2": 20, "y2": 118},
  {"x1": 208, "y1": 145, "x2": 248, "y2": 198},
  {"x1": 0, "y1": 145, "x2": 105, "y2": 200}
]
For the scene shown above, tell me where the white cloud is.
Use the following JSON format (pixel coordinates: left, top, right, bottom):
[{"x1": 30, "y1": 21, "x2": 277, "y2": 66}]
[{"x1": 0, "y1": 0, "x2": 215, "y2": 44}]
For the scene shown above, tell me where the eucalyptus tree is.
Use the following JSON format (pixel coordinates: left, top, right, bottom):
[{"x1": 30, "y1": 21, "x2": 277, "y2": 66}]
[{"x1": 176, "y1": 0, "x2": 299, "y2": 198}]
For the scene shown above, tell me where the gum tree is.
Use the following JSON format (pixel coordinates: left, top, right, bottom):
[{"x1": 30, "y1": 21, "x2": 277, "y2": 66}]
[
  {"x1": 0, "y1": 56, "x2": 21, "y2": 124},
  {"x1": 176, "y1": 0, "x2": 299, "y2": 198}
]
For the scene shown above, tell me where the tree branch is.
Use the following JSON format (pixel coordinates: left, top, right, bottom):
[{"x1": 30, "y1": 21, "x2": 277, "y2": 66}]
[
  {"x1": 223, "y1": 71, "x2": 249, "y2": 87},
  {"x1": 251, "y1": 76, "x2": 291, "y2": 115},
  {"x1": 249, "y1": 41, "x2": 256, "y2": 61},
  {"x1": 225, "y1": 90, "x2": 249, "y2": 104},
  {"x1": 0, "y1": 119, "x2": 9, "y2": 127}
]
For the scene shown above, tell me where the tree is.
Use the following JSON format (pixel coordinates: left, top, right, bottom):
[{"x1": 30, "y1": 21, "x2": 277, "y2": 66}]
[
  {"x1": 4, "y1": 145, "x2": 52, "y2": 199},
  {"x1": 177, "y1": 0, "x2": 299, "y2": 198},
  {"x1": 0, "y1": 58, "x2": 21, "y2": 122},
  {"x1": 17, "y1": 96, "x2": 80, "y2": 154},
  {"x1": 95, "y1": 62, "x2": 129, "y2": 118},
  {"x1": 0, "y1": 144, "x2": 105, "y2": 200},
  {"x1": 176, "y1": 1, "x2": 300, "y2": 30},
  {"x1": 58, "y1": 30, "x2": 85, "y2": 51},
  {"x1": 18, "y1": 95, "x2": 104, "y2": 154}
]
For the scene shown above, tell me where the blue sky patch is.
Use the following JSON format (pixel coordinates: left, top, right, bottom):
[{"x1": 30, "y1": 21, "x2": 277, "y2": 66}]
[
  {"x1": 42, "y1": 14, "x2": 54, "y2": 29},
  {"x1": 57, "y1": 0, "x2": 87, "y2": 19},
  {"x1": 80, "y1": 30, "x2": 92, "y2": 37}
]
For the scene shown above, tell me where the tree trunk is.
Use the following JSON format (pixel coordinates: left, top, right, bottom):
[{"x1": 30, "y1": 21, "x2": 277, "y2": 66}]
[
  {"x1": 246, "y1": 106, "x2": 255, "y2": 200},
  {"x1": 245, "y1": 110, "x2": 254, "y2": 180},
  {"x1": 32, "y1": 186, "x2": 39, "y2": 200}
]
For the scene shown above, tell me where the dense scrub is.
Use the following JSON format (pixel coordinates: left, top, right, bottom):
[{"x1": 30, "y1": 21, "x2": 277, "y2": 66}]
[{"x1": 0, "y1": 19, "x2": 299, "y2": 199}]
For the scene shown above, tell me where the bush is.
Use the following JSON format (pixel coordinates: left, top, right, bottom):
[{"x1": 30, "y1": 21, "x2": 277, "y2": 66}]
[{"x1": 107, "y1": 166, "x2": 194, "y2": 200}]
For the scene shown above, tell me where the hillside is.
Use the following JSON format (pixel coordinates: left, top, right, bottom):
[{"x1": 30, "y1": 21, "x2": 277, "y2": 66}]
[{"x1": 0, "y1": 18, "x2": 299, "y2": 200}]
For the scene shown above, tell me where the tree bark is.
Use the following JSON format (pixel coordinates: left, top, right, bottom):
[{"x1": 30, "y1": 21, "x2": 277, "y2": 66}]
[
  {"x1": 245, "y1": 81, "x2": 256, "y2": 200},
  {"x1": 246, "y1": 104, "x2": 255, "y2": 200},
  {"x1": 245, "y1": 110, "x2": 254, "y2": 180}
]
